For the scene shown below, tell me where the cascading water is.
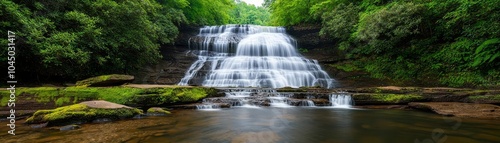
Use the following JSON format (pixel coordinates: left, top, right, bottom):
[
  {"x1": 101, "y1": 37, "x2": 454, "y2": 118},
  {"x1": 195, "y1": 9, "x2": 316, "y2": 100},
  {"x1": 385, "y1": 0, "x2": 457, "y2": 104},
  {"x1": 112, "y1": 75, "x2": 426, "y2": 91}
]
[
  {"x1": 298, "y1": 100, "x2": 316, "y2": 107},
  {"x1": 178, "y1": 24, "x2": 334, "y2": 88},
  {"x1": 196, "y1": 104, "x2": 221, "y2": 110},
  {"x1": 329, "y1": 93, "x2": 354, "y2": 108}
]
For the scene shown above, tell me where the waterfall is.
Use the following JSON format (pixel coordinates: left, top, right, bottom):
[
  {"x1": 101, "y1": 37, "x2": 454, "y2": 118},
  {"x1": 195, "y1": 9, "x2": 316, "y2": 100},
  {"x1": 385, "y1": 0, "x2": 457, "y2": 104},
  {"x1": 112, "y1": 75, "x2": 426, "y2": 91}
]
[
  {"x1": 178, "y1": 24, "x2": 335, "y2": 88},
  {"x1": 329, "y1": 94, "x2": 354, "y2": 108},
  {"x1": 299, "y1": 100, "x2": 316, "y2": 107}
]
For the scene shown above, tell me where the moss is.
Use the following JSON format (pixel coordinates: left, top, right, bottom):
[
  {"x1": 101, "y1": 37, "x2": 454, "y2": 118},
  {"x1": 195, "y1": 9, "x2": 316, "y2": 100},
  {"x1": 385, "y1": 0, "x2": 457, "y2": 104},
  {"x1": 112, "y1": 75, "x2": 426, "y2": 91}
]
[
  {"x1": 371, "y1": 94, "x2": 424, "y2": 103},
  {"x1": 147, "y1": 107, "x2": 171, "y2": 115},
  {"x1": 55, "y1": 97, "x2": 71, "y2": 106},
  {"x1": 3, "y1": 86, "x2": 219, "y2": 107},
  {"x1": 276, "y1": 87, "x2": 307, "y2": 92},
  {"x1": 0, "y1": 90, "x2": 11, "y2": 106},
  {"x1": 25, "y1": 103, "x2": 143, "y2": 126},
  {"x1": 17, "y1": 87, "x2": 60, "y2": 103},
  {"x1": 75, "y1": 74, "x2": 134, "y2": 87},
  {"x1": 140, "y1": 87, "x2": 217, "y2": 104},
  {"x1": 468, "y1": 95, "x2": 500, "y2": 101}
]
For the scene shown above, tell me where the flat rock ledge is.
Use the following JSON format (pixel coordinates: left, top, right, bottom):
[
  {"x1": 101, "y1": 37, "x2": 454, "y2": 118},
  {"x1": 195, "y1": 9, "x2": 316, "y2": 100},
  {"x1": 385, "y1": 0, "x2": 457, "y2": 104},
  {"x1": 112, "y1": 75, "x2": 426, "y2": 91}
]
[
  {"x1": 81, "y1": 100, "x2": 132, "y2": 109},
  {"x1": 76, "y1": 74, "x2": 134, "y2": 87},
  {"x1": 409, "y1": 102, "x2": 500, "y2": 119}
]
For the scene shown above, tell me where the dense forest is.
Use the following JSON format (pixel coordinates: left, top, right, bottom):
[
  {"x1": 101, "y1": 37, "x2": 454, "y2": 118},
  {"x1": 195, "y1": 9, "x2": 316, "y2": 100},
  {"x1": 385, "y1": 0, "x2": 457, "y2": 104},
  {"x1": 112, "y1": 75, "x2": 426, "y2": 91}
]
[
  {"x1": 0, "y1": 0, "x2": 268, "y2": 83},
  {"x1": 269, "y1": 0, "x2": 499, "y2": 87},
  {"x1": 1, "y1": 0, "x2": 499, "y2": 87}
]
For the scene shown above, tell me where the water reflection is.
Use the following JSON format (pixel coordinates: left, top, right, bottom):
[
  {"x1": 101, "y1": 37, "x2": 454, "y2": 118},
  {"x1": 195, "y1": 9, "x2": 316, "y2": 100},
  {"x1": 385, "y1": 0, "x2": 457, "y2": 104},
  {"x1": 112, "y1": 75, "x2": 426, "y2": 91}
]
[{"x1": 1, "y1": 108, "x2": 499, "y2": 143}]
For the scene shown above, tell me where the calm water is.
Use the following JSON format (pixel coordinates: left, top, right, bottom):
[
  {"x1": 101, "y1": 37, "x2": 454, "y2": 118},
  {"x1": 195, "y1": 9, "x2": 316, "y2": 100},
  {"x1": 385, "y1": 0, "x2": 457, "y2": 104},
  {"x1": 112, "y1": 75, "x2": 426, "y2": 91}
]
[{"x1": 2, "y1": 107, "x2": 499, "y2": 143}]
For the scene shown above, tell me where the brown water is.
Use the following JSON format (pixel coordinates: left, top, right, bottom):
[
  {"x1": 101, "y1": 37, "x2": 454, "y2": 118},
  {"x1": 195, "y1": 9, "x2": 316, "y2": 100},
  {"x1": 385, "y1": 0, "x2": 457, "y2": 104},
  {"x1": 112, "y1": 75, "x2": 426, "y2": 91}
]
[{"x1": 1, "y1": 107, "x2": 499, "y2": 143}]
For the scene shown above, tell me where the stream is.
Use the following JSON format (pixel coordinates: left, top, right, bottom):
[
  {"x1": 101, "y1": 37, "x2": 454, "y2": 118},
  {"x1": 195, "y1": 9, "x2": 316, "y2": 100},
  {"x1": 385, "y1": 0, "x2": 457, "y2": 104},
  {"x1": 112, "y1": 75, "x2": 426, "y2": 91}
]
[{"x1": 2, "y1": 107, "x2": 499, "y2": 143}]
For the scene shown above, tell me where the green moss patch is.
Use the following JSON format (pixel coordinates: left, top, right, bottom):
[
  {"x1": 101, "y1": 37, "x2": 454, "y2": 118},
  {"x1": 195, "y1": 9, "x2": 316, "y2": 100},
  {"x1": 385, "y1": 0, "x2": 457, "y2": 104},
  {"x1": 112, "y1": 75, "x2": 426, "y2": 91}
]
[
  {"x1": 75, "y1": 74, "x2": 134, "y2": 87},
  {"x1": 374, "y1": 94, "x2": 424, "y2": 103},
  {"x1": 353, "y1": 93, "x2": 425, "y2": 104},
  {"x1": 467, "y1": 95, "x2": 500, "y2": 102},
  {"x1": 25, "y1": 103, "x2": 143, "y2": 126},
  {"x1": 146, "y1": 107, "x2": 170, "y2": 115},
  {"x1": 1, "y1": 86, "x2": 219, "y2": 107}
]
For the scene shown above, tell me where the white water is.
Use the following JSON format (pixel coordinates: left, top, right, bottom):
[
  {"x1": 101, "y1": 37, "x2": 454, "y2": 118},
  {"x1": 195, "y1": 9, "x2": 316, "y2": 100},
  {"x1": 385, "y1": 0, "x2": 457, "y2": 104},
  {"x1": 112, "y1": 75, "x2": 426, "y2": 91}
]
[
  {"x1": 196, "y1": 104, "x2": 221, "y2": 110},
  {"x1": 329, "y1": 94, "x2": 353, "y2": 108},
  {"x1": 299, "y1": 100, "x2": 316, "y2": 107},
  {"x1": 179, "y1": 25, "x2": 335, "y2": 88}
]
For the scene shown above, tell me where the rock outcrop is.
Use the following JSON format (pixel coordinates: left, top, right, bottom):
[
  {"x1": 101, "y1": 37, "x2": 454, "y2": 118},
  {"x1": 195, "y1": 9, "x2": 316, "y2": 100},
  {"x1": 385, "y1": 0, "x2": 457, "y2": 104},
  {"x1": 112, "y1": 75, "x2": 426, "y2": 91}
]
[
  {"x1": 25, "y1": 100, "x2": 143, "y2": 126},
  {"x1": 409, "y1": 102, "x2": 500, "y2": 119}
]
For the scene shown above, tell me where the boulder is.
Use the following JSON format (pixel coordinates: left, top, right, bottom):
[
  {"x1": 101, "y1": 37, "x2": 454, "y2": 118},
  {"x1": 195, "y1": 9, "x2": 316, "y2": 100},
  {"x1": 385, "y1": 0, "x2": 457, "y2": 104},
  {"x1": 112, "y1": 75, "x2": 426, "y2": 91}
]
[
  {"x1": 60, "y1": 125, "x2": 81, "y2": 131},
  {"x1": 25, "y1": 100, "x2": 143, "y2": 126},
  {"x1": 409, "y1": 102, "x2": 500, "y2": 119},
  {"x1": 146, "y1": 107, "x2": 171, "y2": 116},
  {"x1": 76, "y1": 74, "x2": 134, "y2": 87}
]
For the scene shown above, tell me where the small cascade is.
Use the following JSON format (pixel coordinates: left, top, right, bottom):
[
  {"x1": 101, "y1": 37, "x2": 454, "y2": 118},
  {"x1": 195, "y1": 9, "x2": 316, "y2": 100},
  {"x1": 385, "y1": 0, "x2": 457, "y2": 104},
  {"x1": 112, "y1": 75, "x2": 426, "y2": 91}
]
[
  {"x1": 196, "y1": 104, "x2": 221, "y2": 110},
  {"x1": 329, "y1": 93, "x2": 354, "y2": 108},
  {"x1": 193, "y1": 88, "x2": 356, "y2": 109},
  {"x1": 298, "y1": 100, "x2": 316, "y2": 107},
  {"x1": 268, "y1": 92, "x2": 293, "y2": 107}
]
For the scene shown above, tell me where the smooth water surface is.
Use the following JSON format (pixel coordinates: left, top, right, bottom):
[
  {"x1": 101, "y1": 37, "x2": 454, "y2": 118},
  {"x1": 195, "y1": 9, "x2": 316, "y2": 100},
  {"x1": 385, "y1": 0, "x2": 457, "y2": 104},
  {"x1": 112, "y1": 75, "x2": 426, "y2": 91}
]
[{"x1": 2, "y1": 108, "x2": 499, "y2": 143}]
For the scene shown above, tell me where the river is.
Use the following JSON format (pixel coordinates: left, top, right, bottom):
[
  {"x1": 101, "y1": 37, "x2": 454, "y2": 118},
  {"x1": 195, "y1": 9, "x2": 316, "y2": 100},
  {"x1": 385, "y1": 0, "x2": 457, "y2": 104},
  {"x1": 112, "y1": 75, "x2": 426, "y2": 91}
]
[{"x1": 2, "y1": 107, "x2": 499, "y2": 143}]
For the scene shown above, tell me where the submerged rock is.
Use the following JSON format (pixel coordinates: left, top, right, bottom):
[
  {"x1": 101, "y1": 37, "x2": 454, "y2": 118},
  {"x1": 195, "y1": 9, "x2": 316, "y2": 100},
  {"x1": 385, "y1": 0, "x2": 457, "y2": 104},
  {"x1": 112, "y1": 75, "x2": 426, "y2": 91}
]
[
  {"x1": 60, "y1": 125, "x2": 81, "y2": 131},
  {"x1": 25, "y1": 100, "x2": 143, "y2": 126},
  {"x1": 76, "y1": 74, "x2": 134, "y2": 87},
  {"x1": 30, "y1": 122, "x2": 48, "y2": 129},
  {"x1": 146, "y1": 107, "x2": 171, "y2": 116},
  {"x1": 409, "y1": 102, "x2": 500, "y2": 119}
]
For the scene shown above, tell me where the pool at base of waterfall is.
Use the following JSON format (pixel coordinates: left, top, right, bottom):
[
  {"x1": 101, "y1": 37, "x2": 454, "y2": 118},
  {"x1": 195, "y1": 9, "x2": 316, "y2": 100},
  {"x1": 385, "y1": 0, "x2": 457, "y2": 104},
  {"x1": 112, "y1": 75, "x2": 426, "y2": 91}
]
[{"x1": 3, "y1": 108, "x2": 499, "y2": 143}]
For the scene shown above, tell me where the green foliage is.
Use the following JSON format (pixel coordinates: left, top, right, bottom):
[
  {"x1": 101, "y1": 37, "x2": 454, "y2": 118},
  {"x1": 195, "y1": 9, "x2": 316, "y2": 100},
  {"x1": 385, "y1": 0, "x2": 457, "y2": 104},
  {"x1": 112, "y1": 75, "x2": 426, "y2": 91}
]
[
  {"x1": 272, "y1": 0, "x2": 499, "y2": 87},
  {"x1": 182, "y1": 0, "x2": 234, "y2": 25},
  {"x1": 473, "y1": 38, "x2": 500, "y2": 67},
  {"x1": 269, "y1": 0, "x2": 324, "y2": 26},
  {"x1": 1, "y1": 0, "x2": 239, "y2": 82},
  {"x1": 356, "y1": 2, "x2": 424, "y2": 53},
  {"x1": 319, "y1": 3, "x2": 359, "y2": 41},
  {"x1": 298, "y1": 48, "x2": 309, "y2": 53},
  {"x1": 329, "y1": 62, "x2": 360, "y2": 72},
  {"x1": 231, "y1": 1, "x2": 270, "y2": 25}
]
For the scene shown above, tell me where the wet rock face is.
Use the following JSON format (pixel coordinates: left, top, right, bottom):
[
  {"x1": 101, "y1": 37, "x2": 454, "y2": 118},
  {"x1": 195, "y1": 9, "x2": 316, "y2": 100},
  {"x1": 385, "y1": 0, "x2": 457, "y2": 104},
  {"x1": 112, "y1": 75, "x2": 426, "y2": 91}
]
[
  {"x1": 409, "y1": 102, "x2": 500, "y2": 119},
  {"x1": 133, "y1": 25, "x2": 201, "y2": 85},
  {"x1": 133, "y1": 46, "x2": 197, "y2": 85}
]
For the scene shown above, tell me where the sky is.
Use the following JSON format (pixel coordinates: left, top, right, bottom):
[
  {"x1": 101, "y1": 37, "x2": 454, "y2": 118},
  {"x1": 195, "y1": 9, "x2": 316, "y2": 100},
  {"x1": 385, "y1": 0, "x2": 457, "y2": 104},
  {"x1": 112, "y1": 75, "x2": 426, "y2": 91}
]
[{"x1": 241, "y1": 0, "x2": 264, "y2": 7}]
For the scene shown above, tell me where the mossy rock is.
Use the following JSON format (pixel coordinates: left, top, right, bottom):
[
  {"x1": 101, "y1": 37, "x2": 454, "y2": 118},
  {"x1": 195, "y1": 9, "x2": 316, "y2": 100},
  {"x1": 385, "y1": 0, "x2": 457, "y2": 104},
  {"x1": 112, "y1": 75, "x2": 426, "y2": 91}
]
[
  {"x1": 76, "y1": 74, "x2": 134, "y2": 87},
  {"x1": 146, "y1": 107, "x2": 171, "y2": 116},
  {"x1": 25, "y1": 100, "x2": 143, "y2": 126},
  {"x1": 352, "y1": 93, "x2": 425, "y2": 105},
  {"x1": 466, "y1": 95, "x2": 500, "y2": 104}
]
